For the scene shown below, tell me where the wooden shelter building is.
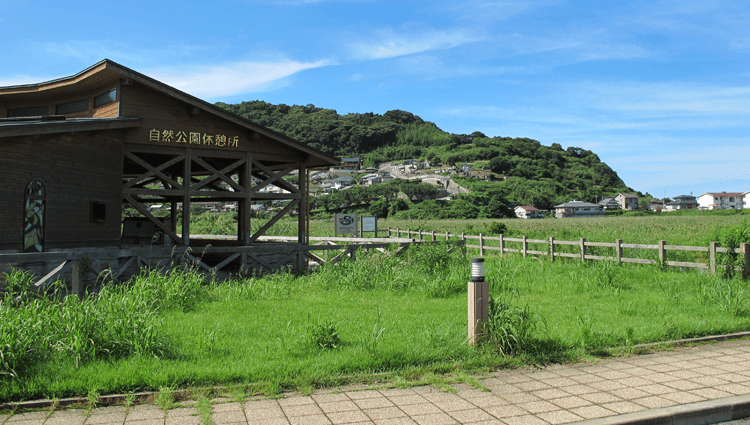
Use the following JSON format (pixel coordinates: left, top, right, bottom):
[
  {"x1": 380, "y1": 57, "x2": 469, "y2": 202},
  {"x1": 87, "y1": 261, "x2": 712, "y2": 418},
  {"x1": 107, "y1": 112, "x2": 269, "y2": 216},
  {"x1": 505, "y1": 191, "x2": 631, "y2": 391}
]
[{"x1": 0, "y1": 60, "x2": 338, "y2": 277}]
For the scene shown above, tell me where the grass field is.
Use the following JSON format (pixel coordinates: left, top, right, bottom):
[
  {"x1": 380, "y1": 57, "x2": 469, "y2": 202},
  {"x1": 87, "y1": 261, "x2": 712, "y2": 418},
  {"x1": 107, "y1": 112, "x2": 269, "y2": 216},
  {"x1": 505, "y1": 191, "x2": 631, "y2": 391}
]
[{"x1": 3, "y1": 234, "x2": 750, "y2": 402}]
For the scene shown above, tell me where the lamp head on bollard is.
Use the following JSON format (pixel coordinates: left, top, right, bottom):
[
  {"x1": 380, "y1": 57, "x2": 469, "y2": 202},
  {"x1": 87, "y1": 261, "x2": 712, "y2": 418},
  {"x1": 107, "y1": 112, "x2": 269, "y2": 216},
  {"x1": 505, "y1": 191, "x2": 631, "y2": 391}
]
[{"x1": 471, "y1": 257, "x2": 485, "y2": 282}]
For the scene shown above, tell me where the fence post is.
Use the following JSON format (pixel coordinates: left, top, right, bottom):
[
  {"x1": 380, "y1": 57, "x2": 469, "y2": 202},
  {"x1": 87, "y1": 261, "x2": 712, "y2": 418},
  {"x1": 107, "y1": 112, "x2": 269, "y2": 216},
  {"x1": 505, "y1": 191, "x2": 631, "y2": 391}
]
[
  {"x1": 549, "y1": 236, "x2": 555, "y2": 262},
  {"x1": 418, "y1": 229, "x2": 423, "y2": 242},
  {"x1": 479, "y1": 233, "x2": 485, "y2": 256},
  {"x1": 616, "y1": 239, "x2": 622, "y2": 264},
  {"x1": 499, "y1": 233, "x2": 505, "y2": 257},
  {"x1": 461, "y1": 232, "x2": 465, "y2": 242},
  {"x1": 742, "y1": 243, "x2": 750, "y2": 278},
  {"x1": 71, "y1": 260, "x2": 83, "y2": 299},
  {"x1": 522, "y1": 235, "x2": 528, "y2": 258},
  {"x1": 446, "y1": 231, "x2": 450, "y2": 241},
  {"x1": 580, "y1": 238, "x2": 586, "y2": 262},
  {"x1": 659, "y1": 240, "x2": 666, "y2": 267},
  {"x1": 432, "y1": 230, "x2": 436, "y2": 242},
  {"x1": 388, "y1": 228, "x2": 392, "y2": 238},
  {"x1": 710, "y1": 241, "x2": 718, "y2": 274}
]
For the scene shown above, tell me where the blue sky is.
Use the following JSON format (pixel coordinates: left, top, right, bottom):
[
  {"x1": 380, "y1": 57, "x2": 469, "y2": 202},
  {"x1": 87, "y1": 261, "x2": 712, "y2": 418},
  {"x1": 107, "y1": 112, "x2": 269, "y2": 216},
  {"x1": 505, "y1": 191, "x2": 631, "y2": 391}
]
[{"x1": 2, "y1": 0, "x2": 750, "y2": 198}]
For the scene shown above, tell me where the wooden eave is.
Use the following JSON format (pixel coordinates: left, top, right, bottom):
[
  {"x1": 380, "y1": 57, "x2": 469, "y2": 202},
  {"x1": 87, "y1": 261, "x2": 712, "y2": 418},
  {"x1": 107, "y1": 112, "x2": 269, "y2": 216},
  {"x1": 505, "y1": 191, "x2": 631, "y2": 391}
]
[
  {"x1": 0, "y1": 59, "x2": 340, "y2": 168},
  {"x1": 0, "y1": 117, "x2": 142, "y2": 138}
]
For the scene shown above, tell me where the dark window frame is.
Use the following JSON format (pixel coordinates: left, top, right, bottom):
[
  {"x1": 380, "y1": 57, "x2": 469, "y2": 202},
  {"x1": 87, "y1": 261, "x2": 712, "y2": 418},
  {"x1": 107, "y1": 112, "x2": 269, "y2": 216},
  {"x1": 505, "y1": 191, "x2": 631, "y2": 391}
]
[
  {"x1": 94, "y1": 88, "x2": 117, "y2": 108},
  {"x1": 56, "y1": 99, "x2": 89, "y2": 115},
  {"x1": 90, "y1": 201, "x2": 107, "y2": 223}
]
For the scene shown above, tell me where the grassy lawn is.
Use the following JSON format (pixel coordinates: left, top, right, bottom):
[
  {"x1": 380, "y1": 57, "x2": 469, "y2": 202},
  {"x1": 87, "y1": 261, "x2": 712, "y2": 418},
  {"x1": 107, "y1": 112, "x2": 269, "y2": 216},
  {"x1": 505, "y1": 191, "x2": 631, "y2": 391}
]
[{"x1": 3, "y1": 240, "x2": 750, "y2": 402}]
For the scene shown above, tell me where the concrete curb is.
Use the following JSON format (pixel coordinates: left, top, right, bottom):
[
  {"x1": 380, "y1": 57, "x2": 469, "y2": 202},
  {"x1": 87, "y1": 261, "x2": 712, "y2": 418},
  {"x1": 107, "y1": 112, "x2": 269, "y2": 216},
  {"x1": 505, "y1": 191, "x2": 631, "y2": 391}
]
[
  {"x1": 632, "y1": 331, "x2": 750, "y2": 349},
  {"x1": 573, "y1": 394, "x2": 750, "y2": 425}
]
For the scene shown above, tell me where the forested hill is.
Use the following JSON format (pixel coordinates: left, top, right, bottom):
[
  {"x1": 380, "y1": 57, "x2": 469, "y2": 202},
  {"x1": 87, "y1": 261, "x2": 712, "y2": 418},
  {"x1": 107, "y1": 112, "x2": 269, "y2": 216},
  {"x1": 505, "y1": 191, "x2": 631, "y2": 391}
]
[{"x1": 217, "y1": 101, "x2": 636, "y2": 210}]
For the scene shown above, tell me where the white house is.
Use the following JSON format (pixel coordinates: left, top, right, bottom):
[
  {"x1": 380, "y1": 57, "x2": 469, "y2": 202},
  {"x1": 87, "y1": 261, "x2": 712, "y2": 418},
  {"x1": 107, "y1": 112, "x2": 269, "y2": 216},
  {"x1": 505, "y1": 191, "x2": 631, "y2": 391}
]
[
  {"x1": 514, "y1": 206, "x2": 543, "y2": 219},
  {"x1": 698, "y1": 192, "x2": 743, "y2": 210},
  {"x1": 554, "y1": 200, "x2": 605, "y2": 218},
  {"x1": 743, "y1": 191, "x2": 750, "y2": 209},
  {"x1": 615, "y1": 193, "x2": 639, "y2": 210}
]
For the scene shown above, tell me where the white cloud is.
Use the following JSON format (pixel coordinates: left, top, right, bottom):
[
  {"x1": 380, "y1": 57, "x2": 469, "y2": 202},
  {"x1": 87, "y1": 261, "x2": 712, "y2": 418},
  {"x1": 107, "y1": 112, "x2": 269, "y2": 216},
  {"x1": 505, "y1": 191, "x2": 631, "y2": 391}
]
[
  {"x1": 149, "y1": 59, "x2": 336, "y2": 98},
  {"x1": 349, "y1": 28, "x2": 484, "y2": 60}
]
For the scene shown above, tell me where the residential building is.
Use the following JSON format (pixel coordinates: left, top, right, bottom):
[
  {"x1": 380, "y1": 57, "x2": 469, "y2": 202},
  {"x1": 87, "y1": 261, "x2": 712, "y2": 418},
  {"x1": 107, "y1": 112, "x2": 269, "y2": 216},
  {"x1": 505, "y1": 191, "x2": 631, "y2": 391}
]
[
  {"x1": 598, "y1": 198, "x2": 620, "y2": 210},
  {"x1": 743, "y1": 191, "x2": 750, "y2": 209},
  {"x1": 698, "y1": 192, "x2": 743, "y2": 210},
  {"x1": 664, "y1": 195, "x2": 698, "y2": 211},
  {"x1": 554, "y1": 200, "x2": 605, "y2": 218},
  {"x1": 339, "y1": 157, "x2": 361, "y2": 170},
  {"x1": 514, "y1": 206, "x2": 543, "y2": 219},
  {"x1": 615, "y1": 193, "x2": 639, "y2": 210}
]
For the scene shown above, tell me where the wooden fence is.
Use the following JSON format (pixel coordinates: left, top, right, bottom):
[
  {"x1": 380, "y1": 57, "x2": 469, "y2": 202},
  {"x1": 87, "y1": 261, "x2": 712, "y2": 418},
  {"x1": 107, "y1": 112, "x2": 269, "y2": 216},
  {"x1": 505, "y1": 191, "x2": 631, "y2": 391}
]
[
  {"x1": 388, "y1": 228, "x2": 750, "y2": 276},
  {"x1": 0, "y1": 236, "x2": 444, "y2": 296}
]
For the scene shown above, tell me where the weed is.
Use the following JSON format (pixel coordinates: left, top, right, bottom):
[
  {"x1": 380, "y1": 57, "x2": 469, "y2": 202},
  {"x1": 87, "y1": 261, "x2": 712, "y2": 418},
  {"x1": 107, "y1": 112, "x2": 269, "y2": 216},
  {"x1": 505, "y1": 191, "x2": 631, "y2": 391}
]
[
  {"x1": 86, "y1": 387, "x2": 100, "y2": 412},
  {"x1": 484, "y1": 295, "x2": 544, "y2": 355},
  {"x1": 360, "y1": 308, "x2": 385, "y2": 357},
  {"x1": 196, "y1": 396, "x2": 214, "y2": 425},
  {"x1": 125, "y1": 392, "x2": 136, "y2": 410},
  {"x1": 155, "y1": 386, "x2": 175, "y2": 412},
  {"x1": 306, "y1": 319, "x2": 341, "y2": 350}
]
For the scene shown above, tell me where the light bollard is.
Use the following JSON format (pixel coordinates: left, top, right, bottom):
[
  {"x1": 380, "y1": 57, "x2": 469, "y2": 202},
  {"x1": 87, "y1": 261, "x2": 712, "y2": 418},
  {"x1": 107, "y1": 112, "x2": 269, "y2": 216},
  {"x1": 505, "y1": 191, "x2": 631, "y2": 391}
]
[{"x1": 468, "y1": 257, "x2": 488, "y2": 345}]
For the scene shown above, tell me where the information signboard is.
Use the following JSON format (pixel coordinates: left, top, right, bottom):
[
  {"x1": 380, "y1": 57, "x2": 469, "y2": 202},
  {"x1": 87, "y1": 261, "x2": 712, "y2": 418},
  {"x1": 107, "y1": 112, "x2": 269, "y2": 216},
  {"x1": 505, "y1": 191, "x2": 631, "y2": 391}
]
[
  {"x1": 361, "y1": 216, "x2": 377, "y2": 233},
  {"x1": 335, "y1": 213, "x2": 358, "y2": 236}
]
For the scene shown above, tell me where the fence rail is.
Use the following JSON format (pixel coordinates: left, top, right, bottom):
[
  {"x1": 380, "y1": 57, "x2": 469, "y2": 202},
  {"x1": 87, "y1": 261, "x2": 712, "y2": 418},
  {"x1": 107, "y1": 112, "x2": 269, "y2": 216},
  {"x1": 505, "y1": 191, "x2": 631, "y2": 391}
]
[
  {"x1": 388, "y1": 228, "x2": 750, "y2": 276},
  {"x1": 0, "y1": 237, "x2": 455, "y2": 295}
]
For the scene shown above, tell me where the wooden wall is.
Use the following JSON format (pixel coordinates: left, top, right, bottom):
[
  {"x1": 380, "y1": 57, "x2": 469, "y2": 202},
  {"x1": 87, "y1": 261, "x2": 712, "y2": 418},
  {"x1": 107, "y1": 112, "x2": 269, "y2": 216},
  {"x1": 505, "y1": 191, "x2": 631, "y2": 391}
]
[
  {"x1": 119, "y1": 83, "x2": 305, "y2": 161},
  {"x1": 0, "y1": 130, "x2": 126, "y2": 251}
]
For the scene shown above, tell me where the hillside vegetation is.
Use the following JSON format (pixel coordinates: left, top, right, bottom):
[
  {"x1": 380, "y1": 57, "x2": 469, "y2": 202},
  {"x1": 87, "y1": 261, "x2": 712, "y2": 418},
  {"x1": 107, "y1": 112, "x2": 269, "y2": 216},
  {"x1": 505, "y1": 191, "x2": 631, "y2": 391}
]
[{"x1": 218, "y1": 101, "x2": 636, "y2": 212}]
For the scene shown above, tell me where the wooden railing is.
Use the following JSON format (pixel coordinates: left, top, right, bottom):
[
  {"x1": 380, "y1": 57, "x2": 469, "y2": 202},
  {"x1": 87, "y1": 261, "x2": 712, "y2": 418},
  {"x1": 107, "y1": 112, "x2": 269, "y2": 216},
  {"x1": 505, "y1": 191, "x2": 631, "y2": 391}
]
[
  {"x1": 388, "y1": 228, "x2": 750, "y2": 276},
  {"x1": 0, "y1": 236, "x2": 455, "y2": 294}
]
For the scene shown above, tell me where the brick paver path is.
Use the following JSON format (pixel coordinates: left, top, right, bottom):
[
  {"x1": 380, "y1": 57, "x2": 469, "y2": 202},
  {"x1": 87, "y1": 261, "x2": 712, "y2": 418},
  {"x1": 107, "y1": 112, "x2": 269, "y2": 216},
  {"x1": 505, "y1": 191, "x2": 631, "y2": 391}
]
[{"x1": 4, "y1": 338, "x2": 750, "y2": 424}]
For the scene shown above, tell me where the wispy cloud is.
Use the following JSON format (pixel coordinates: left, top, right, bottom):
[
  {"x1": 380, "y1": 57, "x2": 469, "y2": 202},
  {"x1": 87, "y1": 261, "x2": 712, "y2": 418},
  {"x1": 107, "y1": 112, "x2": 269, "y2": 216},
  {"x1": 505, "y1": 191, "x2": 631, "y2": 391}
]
[
  {"x1": 349, "y1": 28, "x2": 484, "y2": 60},
  {"x1": 149, "y1": 59, "x2": 336, "y2": 98}
]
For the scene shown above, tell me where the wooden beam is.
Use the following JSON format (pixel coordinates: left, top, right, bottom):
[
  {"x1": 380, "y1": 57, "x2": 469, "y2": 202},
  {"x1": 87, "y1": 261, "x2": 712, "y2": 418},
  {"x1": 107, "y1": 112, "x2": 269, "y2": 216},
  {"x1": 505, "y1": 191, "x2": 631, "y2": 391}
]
[
  {"x1": 251, "y1": 161, "x2": 301, "y2": 194},
  {"x1": 183, "y1": 148, "x2": 192, "y2": 245},
  {"x1": 33, "y1": 260, "x2": 74, "y2": 291},
  {"x1": 249, "y1": 199, "x2": 300, "y2": 242},
  {"x1": 190, "y1": 156, "x2": 246, "y2": 192},
  {"x1": 240, "y1": 152, "x2": 253, "y2": 245},
  {"x1": 213, "y1": 253, "x2": 241, "y2": 272},
  {"x1": 123, "y1": 151, "x2": 184, "y2": 190},
  {"x1": 122, "y1": 193, "x2": 184, "y2": 245}
]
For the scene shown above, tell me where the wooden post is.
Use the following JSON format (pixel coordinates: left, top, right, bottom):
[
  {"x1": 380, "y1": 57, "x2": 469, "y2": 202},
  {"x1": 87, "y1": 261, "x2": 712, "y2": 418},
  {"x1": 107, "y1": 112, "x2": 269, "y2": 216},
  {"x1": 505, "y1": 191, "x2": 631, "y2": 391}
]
[
  {"x1": 522, "y1": 235, "x2": 528, "y2": 258},
  {"x1": 298, "y1": 163, "x2": 307, "y2": 272},
  {"x1": 468, "y1": 279, "x2": 488, "y2": 345},
  {"x1": 742, "y1": 243, "x2": 750, "y2": 278},
  {"x1": 388, "y1": 228, "x2": 392, "y2": 238},
  {"x1": 499, "y1": 234, "x2": 505, "y2": 257},
  {"x1": 658, "y1": 240, "x2": 666, "y2": 267},
  {"x1": 419, "y1": 229, "x2": 423, "y2": 242},
  {"x1": 479, "y1": 233, "x2": 484, "y2": 256},
  {"x1": 549, "y1": 236, "x2": 555, "y2": 262},
  {"x1": 397, "y1": 228, "x2": 400, "y2": 238},
  {"x1": 182, "y1": 148, "x2": 192, "y2": 246},
  {"x1": 461, "y1": 232, "x2": 465, "y2": 242},
  {"x1": 710, "y1": 241, "x2": 718, "y2": 274},
  {"x1": 71, "y1": 260, "x2": 83, "y2": 299},
  {"x1": 580, "y1": 238, "x2": 586, "y2": 262},
  {"x1": 239, "y1": 152, "x2": 252, "y2": 245},
  {"x1": 431, "y1": 230, "x2": 436, "y2": 242},
  {"x1": 616, "y1": 239, "x2": 622, "y2": 264},
  {"x1": 446, "y1": 231, "x2": 450, "y2": 241}
]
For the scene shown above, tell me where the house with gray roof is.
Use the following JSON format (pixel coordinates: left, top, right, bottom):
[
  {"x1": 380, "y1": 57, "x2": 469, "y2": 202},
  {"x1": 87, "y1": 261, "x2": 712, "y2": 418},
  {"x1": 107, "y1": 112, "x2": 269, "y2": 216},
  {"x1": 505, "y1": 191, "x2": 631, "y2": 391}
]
[{"x1": 554, "y1": 200, "x2": 605, "y2": 218}]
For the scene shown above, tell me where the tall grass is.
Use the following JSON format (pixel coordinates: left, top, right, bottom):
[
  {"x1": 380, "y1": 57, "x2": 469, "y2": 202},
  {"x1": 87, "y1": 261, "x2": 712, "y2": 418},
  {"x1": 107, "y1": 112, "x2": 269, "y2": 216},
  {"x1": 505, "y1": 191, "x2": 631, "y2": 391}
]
[
  {"x1": 0, "y1": 266, "x2": 208, "y2": 379},
  {"x1": 3, "y1": 240, "x2": 750, "y2": 401}
]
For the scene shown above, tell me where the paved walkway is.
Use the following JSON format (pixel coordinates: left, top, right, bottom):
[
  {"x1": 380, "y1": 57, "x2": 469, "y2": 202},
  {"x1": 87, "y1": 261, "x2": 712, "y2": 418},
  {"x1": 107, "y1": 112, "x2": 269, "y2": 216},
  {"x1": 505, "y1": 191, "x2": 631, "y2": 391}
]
[{"x1": 4, "y1": 338, "x2": 750, "y2": 425}]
